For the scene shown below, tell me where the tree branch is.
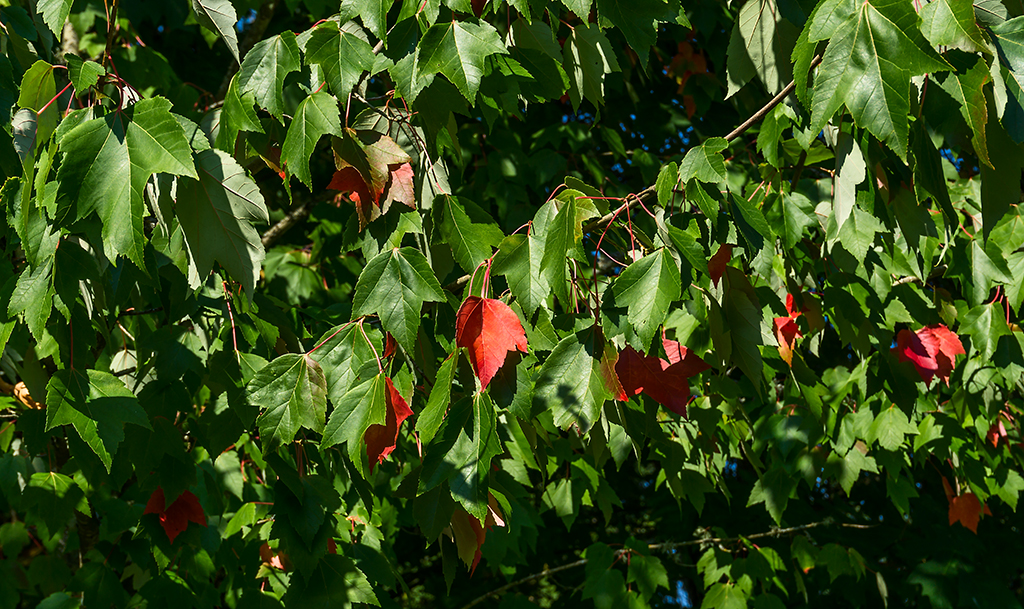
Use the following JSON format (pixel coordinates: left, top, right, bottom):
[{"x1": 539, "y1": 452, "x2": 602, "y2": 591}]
[
  {"x1": 443, "y1": 56, "x2": 823, "y2": 293},
  {"x1": 458, "y1": 517, "x2": 875, "y2": 609}
]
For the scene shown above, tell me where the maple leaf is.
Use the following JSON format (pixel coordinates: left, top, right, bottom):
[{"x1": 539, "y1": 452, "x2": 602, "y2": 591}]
[
  {"x1": 259, "y1": 542, "x2": 293, "y2": 571},
  {"x1": 328, "y1": 128, "x2": 416, "y2": 230},
  {"x1": 708, "y1": 243, "x2": 733, "y2": 287},
  {"x1": 773, "y1": 294, "x2": 805, "y2": 365},
  {"x1": 144, "y1": 487, "x2": 207, "y2": 543},
  {"x1": 616, "y1": 343, "x2": 710, "y2": 416},
  {"x1": 988, "y1": 419, "x2": 1008, "y2": 447},
  {"x1": 456, "y1": 296, "x2": 529, "y2": 391},
  {"x1": 363, "y1": 377, "x2": 413, "y2": 473},
  {"x1": 892, "y1": 324, "x2": 965, "y2": 386},
  {"x1": 449, "y1": 494, "x2": 505, "y2": 574},
  {"x1": 942, "y1": 476, "x2": 986, "y2": 534}
]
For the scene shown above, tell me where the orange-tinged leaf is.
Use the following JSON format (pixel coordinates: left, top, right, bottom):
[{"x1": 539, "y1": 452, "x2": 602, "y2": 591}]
[
  {"x1": 708, "y1": 244, "x2": 733, "y2": 287},
  {"x1": 662, "y1": 337, "x2": 713, "y2": 377},
  {"x1": 364, "y1": 377, "x2": 413, "y2": 472},
  {"x1": 456, "y1": 296, "x2": 529, "y2": 391},
  {"x1": 773, "y1": 316, "x2": 803, "y2": 365},
  {"x1": 327, "y1": 167, "x2": 377, "y2": 230},
  {"x1": 144, "y1": 488, "x2": 207, "y2": 543},
  {"x1": 948, "y1": 492, "x2": 983, "y2": 533}
]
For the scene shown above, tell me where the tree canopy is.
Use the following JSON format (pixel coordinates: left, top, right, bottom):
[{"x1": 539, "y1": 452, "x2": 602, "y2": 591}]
[{"x1": 2, "y1": 0, "x2": 1024, "y2": 607}]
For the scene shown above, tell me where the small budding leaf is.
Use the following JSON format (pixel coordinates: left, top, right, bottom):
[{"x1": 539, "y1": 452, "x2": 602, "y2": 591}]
[{"x1": 456, "y1": 296, "x2": 529, "y2": 391}]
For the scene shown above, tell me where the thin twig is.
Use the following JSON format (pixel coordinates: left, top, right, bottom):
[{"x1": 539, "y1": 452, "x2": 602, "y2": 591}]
[
  {"x1": 459, "y1": 517, "x2": 876, "y2": 609},
  {"x1": 443, "y1": 56, "x2": 823, "y2": 293}
]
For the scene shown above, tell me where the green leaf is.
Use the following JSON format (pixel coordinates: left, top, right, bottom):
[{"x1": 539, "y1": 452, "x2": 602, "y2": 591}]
[
  {"x1": 340, "y1": 0, "x2": 390, "y2": 42},
  {"x1": 282, "y1": 554, "x2": 379, "y2": 607},
  {"x1": 249, "y1": 353, "x2": 328, "y2": 454},
  {"x1": 17, "y1": 61, "x2": 57, "y2": 149},
  {"x1": 731, "y1": 0, "x2": 799, "y2": 95},
  {"x1": 352, "y1": 247, "x2": 446, "y2": 352},
  {"x1": 309, "y1": 322, "x2": 383, "y2": 406},
  {"x1": 939, "y1": 59, "x2": 992, "y2": 168},
  {"x1": 656, "y1": 162, "x2": 678, "y2": 206},
  {"x1": 321, "y1": 374, "x2": 387, "y2": 463},
  {"x1": 8, "y1": 258, "x2": 53, "y2": 340},
  {"x1": 510, "y1": 20, "x2": 570, "y2": 101},
  {"x1": 237, "y1": 31, "x2": 302, "y2": 123},
  {"x1": 920, "y1": 0, "x2": 990, "y2": 54},
  {"x1": 432, "y1": 195, "x2": 506, "y2": 274},
  {"x1": 56, "y1": 97, "x2": 198, "y2": 265},
  {"x1": 746, "y1": 467, "x2": 795, "y2": 523},
  {"x1": 533, "y1": 324, "x2": 615, "y2": 433},
  {"x1": 22, "y1": 472, "x2": 88, "y2": 533},
  {"x1": 806, "y1": 0, "x2": 950, "y2": 158},
  {"x1": 990, "y1": 17, "x2": 1024, "y2": 143},
  {"x1": 981, "y1": 103, "x2": 1024, "y2": 240},
  {"x1": 304, "y1": 21, "x2": 377, "y2": 102},
  {"x1": 540, "y1": 197, "x2": 581, "y2": 308},
  {"x1": 726, "y1": 289, "x2": 764, "y2": 393},
  {"x1": 563, "y1": 23, "x2": 621, "y2": 110},
  {"x1": 416, "y1": 20, "x2": 507, "y2": 102},
  {"x1": 36, "y1": 0, "x2": 72, "y2": 39},
  {"x1": 44, "y1": 369, "x2": 151, "y2": 472},
  {"x1": 780, "y1": 192, "x2": 817, "y2": 249},
  {"x1": 868, "y1": 406, "x2": 917, "y2": 451},
  {"x1": 281, "y1": 92, "x2": 342, "y2": 189},
  {"x1": 595, "y1": 0, "x2": 672, "y2": 58},
  {"x1": 215, "y1": 74, "x2": 264, "y2": 152},
  {"x1": 614, "y1": 248, "x2": 681, "y2": 351},
  {"x1": 417, "y1": 352, "x2": 458, "y2": 444},
  {"x1": 960, "y1": 302, "x2": 1010, "y2": 361},
  {"x1": 837, "y1": 206, "x2": 883, "y2": 261},
  {"x1": 678, "y1": 137, "x2": 728, "y2": 183},
  {"x1": 64, "y1": 55, "x2": 105, "y2": 94},
  {"x1": 175, "y1": 149, "x2": 269, "y2": 298},
  {"x1": 192, "y1": 0, "x2": 240, "y2": 63},
  {"x1": 492, "y1": 233, "x2": 550, "y2": 317}
]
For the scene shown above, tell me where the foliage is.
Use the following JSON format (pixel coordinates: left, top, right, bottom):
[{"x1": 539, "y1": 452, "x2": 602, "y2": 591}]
[{"x1": 1, "y1": 0, "x2": 1024, "y2": 607}]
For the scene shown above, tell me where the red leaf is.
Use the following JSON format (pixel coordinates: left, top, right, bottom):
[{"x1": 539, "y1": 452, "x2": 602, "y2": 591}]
[
  {"x1": 773, "y1": 316, "x2": 803, "y2": 366},
  {"x1": 327, "y1": 167, "x2": 378, "y2": 230},
  {"x1": 456, "y1": 296, "x2": 529, "y2": 391},
  {"x1": 948, "y1": 492, "x2": 984, "y2": 533},
  {"x1": 144, "y1": 488, "x2": 206, "y2": 543},
  {"x1": 615, "y1": 344, "x2": 709, "y2": 417},
  {"x1": 383, "y1": 333, "x2": 396, "y2": 359},
  {"x1": 892, "y1": 324, "x2": 964, "y2": 386},
  {"x1": 708, "y1": 244, "x2": 733, "y2": 287},
  {"x1": 364, "y1": 378, "x2": 414, "y2": 473},
  {"x1": 662, "y1": 337, "x2": 712, "y2": 377},
  {"x1": 260, "y1": 543, "x2": 292, "y2": 571},
  {"x1": 382, "y1": 162, "x2": 416, "y2": 212},
  {"x1": 988, "y1": 419, "x2": 1008, "y2": 447}
]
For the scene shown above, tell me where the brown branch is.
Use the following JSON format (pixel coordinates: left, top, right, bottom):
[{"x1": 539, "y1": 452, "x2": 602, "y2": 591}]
[
  {"x1": 723, "y1": 54, "x2": 822, "y2": 143},
  {"x1": 442, "y1": 56, "x2": 824, "y2": 293},
  {"x1": 261, "y1": 195, "x2": 335, "y2": 247},
  {"x1": 459, "y1": 517, "x2": 875, "y2": 609}
]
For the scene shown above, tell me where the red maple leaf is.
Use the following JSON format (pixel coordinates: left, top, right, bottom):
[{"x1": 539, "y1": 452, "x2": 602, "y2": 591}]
[
  {"x1": 892, "y1": 324, "x2": 965, "y2": 386},
  {"x1": 144, "y1": 487, "x2": 207, "y2": 543},
  {"x1": 616, "y1": 343, "x2": 710, "y2": 417},
  {"x1": 773, "y1": 294, "x2": 804, "y2": 366},
  {"x1": 383, "y1": 333, "x2": 396, "y2": 359},
  {"x1": 942, "y1": 476, "x2": 988, "y2": 534},
  {"x1": 708, "y1": 244, "x2": 733, "y2": 287},
  {"x1": 456, "y1": 296, "x2": 529, "y2": 391},
  {"x1": 364, "y1": 377, "x2": 414, "y2": 473}
]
